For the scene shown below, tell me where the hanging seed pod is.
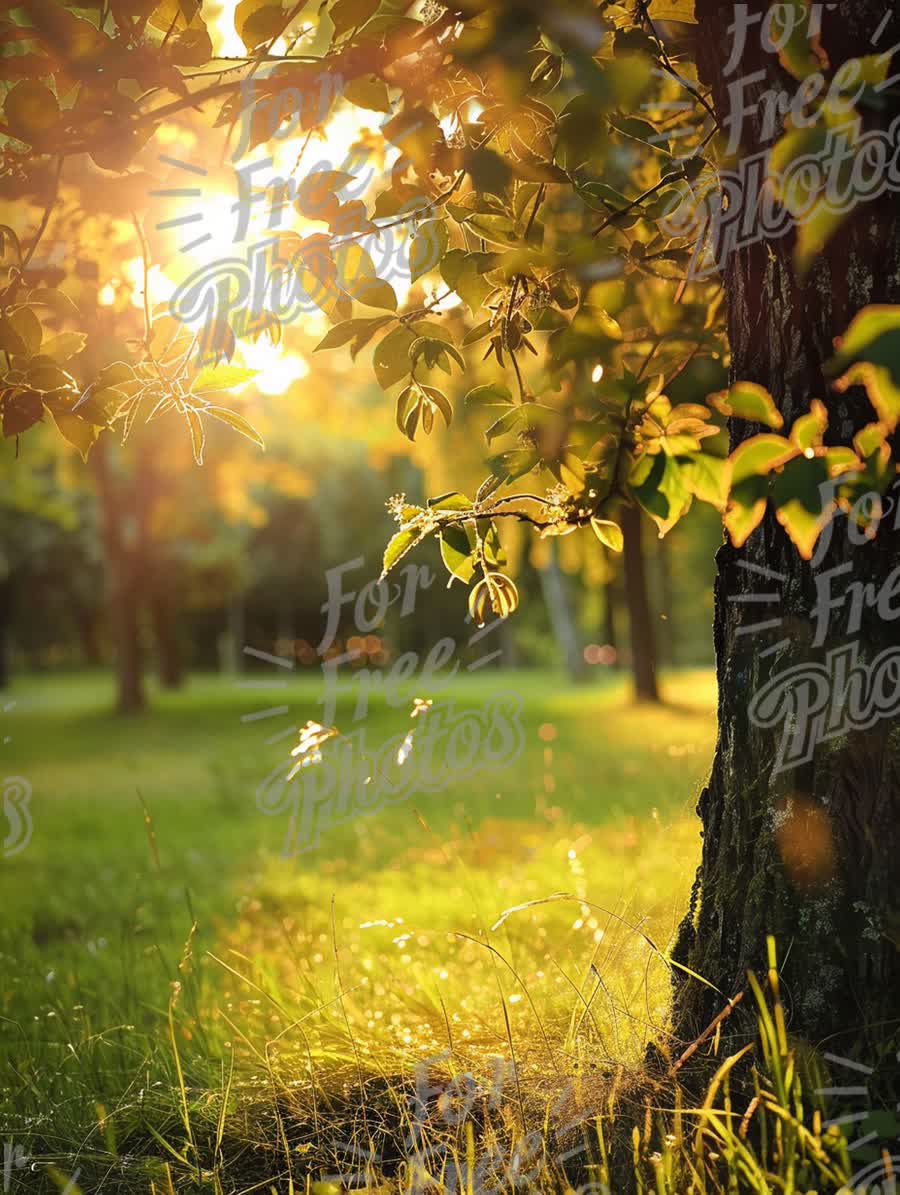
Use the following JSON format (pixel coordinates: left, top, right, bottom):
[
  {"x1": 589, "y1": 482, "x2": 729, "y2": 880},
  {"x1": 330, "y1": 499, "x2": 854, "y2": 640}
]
[{"x1": 468, "y1": 572, "x2": 519, "y2": 626}]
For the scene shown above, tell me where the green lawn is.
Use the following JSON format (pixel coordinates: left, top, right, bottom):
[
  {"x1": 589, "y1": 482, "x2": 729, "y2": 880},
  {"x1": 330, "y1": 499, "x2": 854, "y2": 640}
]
[{"x1": 1, "y1": 668, "x2": 719, "y2": 1190}]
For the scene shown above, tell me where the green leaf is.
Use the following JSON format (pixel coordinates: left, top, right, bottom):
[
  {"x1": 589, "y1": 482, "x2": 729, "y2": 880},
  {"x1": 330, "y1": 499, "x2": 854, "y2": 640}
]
[
  {"x1": 314, "y1": 321, "x2": 358, "y2": 351},
  {"x1": 789, "y1": 399, "x2": 828, "y2": 453},
  {"x1": 395, "y1": 385, "x2": 418, "y2": 437},
  {"x1": 347, "y1": 276, "x2": 397, "y2": 310},
  {"x1": 772, "y1": 452, "x2": 828, "y2": 514},
  {"x1": 710, "y1": 382, "x2": 784, "y2": 429},
  {"x1": 0, "y1": 225, "x2": 22, "y2": 265},
  {"x1": 373, "y1": 325, "x2": 416, "y2": 390},
  {"x1": 330, "y1": 0, "x2": 380, "y2": 34},
  {"x1": 826, "y1": 305, "x2": 900, "y2": 430},
  {"x1": 0, "y1": 316, "x2": 27, "y2": 357},
  {"x1": 440, "y1": 249, "x2": 493, "y2": 314},
  {"x1": 372, "y1": 185, "x2": 429, "y2": 220},
  {"x1": 410, "y1": 336, "x2": 463, "y2": 374},
  {"x1": 330, "y1": 195, "x2": 373, "y2": 234},
  {"x1": 488, "y1": 447, "x2": 539, "y2": 482},
  {"x1": 335, "y1": 242, "x2": 375, "y2": 288},
  {"x1": 170, "y1": 26, "x2": 214, "y2": 65},
  {"x1": 428, "y1": 491, "x2": 472, "y2": 511},
  {"x1": 192, "y1": 364, "x2": 258, "y2": 392},
  {"x1": 462, "y1": 320, "x2": 494, "y2": 347},
  {"x1": 341, "y1": 75, "x2": 391, "y2": 112},
  {"x1": 477, "y1": 517, "x2": 506, "y2": 567},
  {"x1": 3, "y1": 80, "x2": 59, "y2": 145},
  {"x1": 204, "y1": 406, "x2": 265, "y2": 448},
  {"x1": 381, "y1": 526, "x2": 421, "y2": 577},
  {"x1": 725, "y1": 475, "x2": 768, "y2": 548},
  {"x1": 824, "y1": 446, "x2": 861, "y2": 476},
  {"x1": 2, "y1": 389, "x2": 43, "y2": 437},
  {"x1": 770, "y1": 0, "x2": 825, "y2": 80},
  {"x1": 465, "y1": 383, "x2": 514, "y2": 407},
  {"x1": 680, "y1": 453, "x2": 731, "y2": 511},
  {"x1": 439, "y1": 525, "x2": 476, "y2": 583},
  {"x1": 314, "y1": 316, "x2": 392, "y2": 352},
  {"x1": 234, "y1": 0, "x2": 286, "y2": 49},
  {"x1": 421, "y1": 384, "x2": 452, "y2": 427},
  {"x1": 40, "y1": 332, "x2": 87, "y2": 362},
  {"x1": 296, "y1": 170, "x2": 354, "y2": 220},
  {"x1": 647, "y1": 0, "x2": 696, "y2": 21},
  {"x1": 559, "y1": 452, "x2": 587, "y2": 496},
  {"x1": 466, "y1": 213, "x2": 518, "y2": 248},
  {"x1": 184, "y1": 405, "x2": 206, "y2": 465},
  {"x1": 27, "y1": 362, "x2": 76, "y2": 393},
  {"x1": 629, "y1": 452, "x2": 691, "y2": 534},
  {"x1": 69, "y1": 388, "x2": 118, "y2": 426},
  {"x1": 485, "y1": 407, "x2": 523, "y2": 442},
  {"x1": 6, "y1": 306, "x2": 42, "y2": 357},
  {"x1": 149, "y1": 314, "x2": 192, "y2": 359},
  {"x1": 773, "y1": 454, "x2": 831, "y2": 559},
  {"x1": 47, "y1": 408, "x2": 99, "y2": 460},
  {"x1": 464, "y1": 148, "x2": 513, "y2": 198},
  {"x1": 590, "y1": 518, "x2": 624, "y2": 552},
  {"x1": 409, "y1": 221, "x2": 448, "y2": 283},
  {"x1": 96, "y1": 361, "x2": 136, "y2": 389},
  {"x1": 382, "y1": 107, "x2": 441, "y2": 171},
  {"x1": 730, "y1": 434, "x2": 795, "y2": 484},
  {"x1": 769, "y1": 125, "x2": 850, "y2": 268},
  {"x1": 28, "y1": 288, "x2": 79, "y2": 319},
  {"x1": 854, "y1": 422, "x2": 887, "y2": 460}
]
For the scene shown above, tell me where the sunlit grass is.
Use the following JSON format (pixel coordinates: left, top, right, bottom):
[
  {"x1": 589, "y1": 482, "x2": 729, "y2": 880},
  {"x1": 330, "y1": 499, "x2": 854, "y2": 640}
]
[
  {"x1": 0, "y1": 670, "x2": 869, "y2": 1190},
  {"x1": 0, "y1": 671, "x2": 714, "y2": 1176},
  {"x1": 5, "y1": 669, "x2": 860, "y2": 1192}
]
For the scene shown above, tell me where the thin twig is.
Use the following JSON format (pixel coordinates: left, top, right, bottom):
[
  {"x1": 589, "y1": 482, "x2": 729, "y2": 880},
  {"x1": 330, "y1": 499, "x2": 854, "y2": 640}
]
[
  {"x1": 671, "y1": 990, "x2": 745, "y2": 1075},
  {"x1": 21, "y1": 156, "x2": 63, "y2": 273}
]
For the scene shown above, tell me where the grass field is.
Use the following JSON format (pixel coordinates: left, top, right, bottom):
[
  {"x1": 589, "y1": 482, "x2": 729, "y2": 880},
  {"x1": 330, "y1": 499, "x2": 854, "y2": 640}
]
[{"x1": 0, "y1": 670, "x2": 862, "y2": 1193}]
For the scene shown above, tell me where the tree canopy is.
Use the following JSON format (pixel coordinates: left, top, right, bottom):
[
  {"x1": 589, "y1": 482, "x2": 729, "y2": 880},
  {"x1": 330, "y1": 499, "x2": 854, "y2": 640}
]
[{"x1": 3, "y1": 0, "x2": 900, "y2": 619}]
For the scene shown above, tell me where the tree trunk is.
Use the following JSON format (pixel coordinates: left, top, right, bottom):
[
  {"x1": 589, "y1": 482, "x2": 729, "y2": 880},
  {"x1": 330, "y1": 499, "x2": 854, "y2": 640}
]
[
  {"x1": 226, "y1": 592, "x2": 245, "y2": 673},
  {"x1": 621, "y1": 503, "x2": 660, "y2": 702},
  {"x1": 149, "y1": 561, "x2": 184, "y2": 689},
  {"x1": 92, "y1": 442, "x2": 146, "y2": 715},
  {"x1": 603, "y1": 576, "x2": 618, "y2": 663},
  {"x1": 77, "y1": 608, "x2": 102, "y2": 667},
  {"x1": 671, "y1": 0, "x2": 900, "y2": 1064},
  {"x1": 0, "y1": 578, "x2": 10, "y2": 690},
  {"x1": 656, "y1": 534, "x2": 673, "y2": 669},
  {"x1": 538, "y1": 540, "x2": 588, "y2": 681}
]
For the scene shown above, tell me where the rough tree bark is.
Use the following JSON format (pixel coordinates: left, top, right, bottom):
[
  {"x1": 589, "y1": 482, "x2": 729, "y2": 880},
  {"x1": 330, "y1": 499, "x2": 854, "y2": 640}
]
[
  {"x1": 621, "y1": 503, "x2": 660, "y2": 702},
  {"x1": 671, "y1": 0, "x2": 900, "y2": 1067}
]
